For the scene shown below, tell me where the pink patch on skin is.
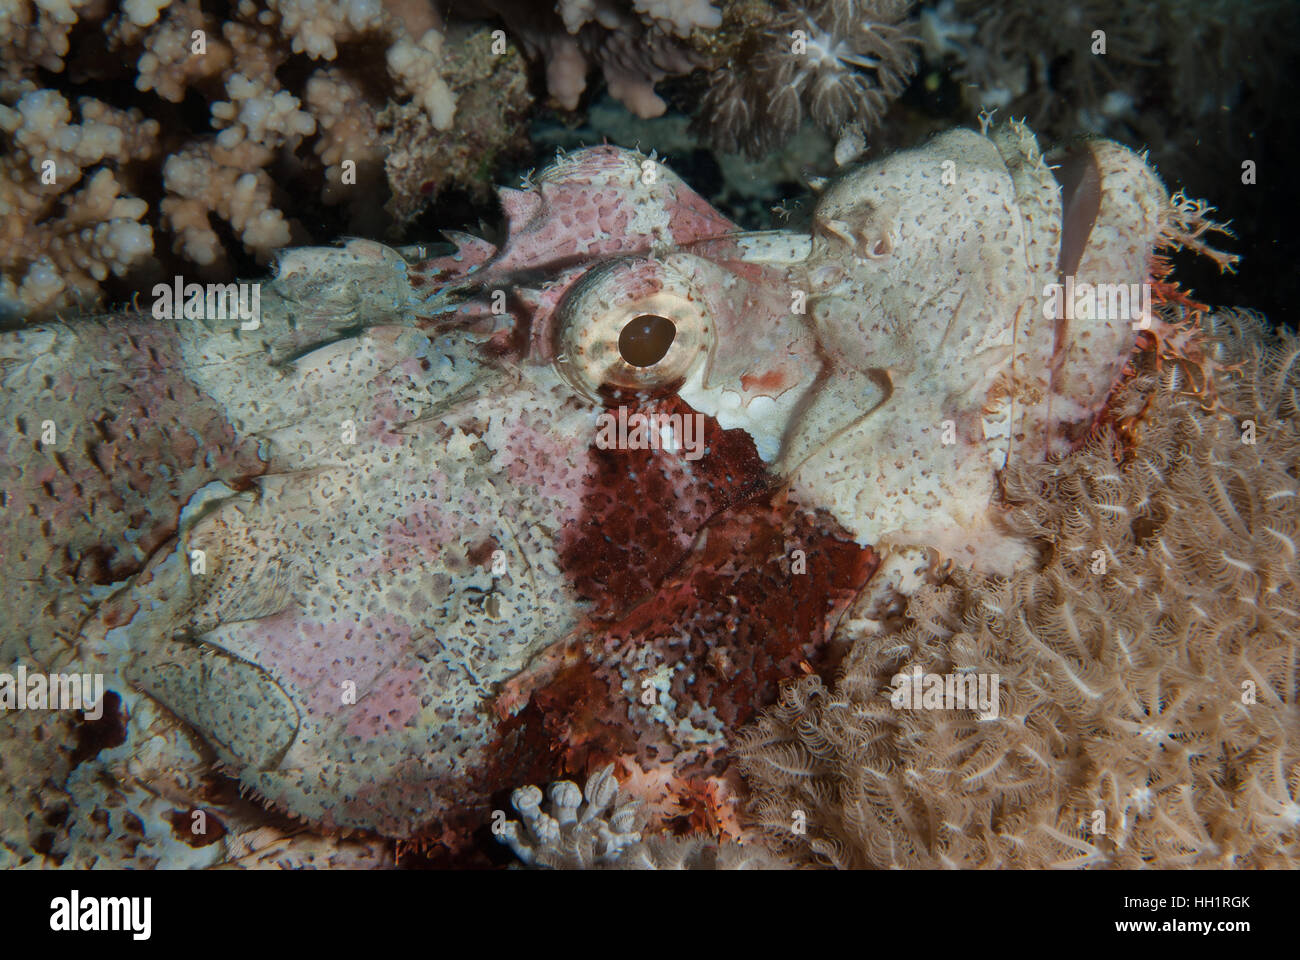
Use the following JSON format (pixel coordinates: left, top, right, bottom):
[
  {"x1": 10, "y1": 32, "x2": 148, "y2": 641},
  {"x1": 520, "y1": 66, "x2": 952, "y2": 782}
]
[
  {"x1": 376, "y1": 496, "x2": 458, "y2": 574},
  {"x1": 363, "y1": 369, "x2": 426, "y2": 446},
  {"x1": 740, "y1": 369, "x2": 788, "y2": 393},
  {"x1": 520, "y1": 279, "x2": 578, "y2": 362},
  {"x1": 409, "y1": 233, "x2": 497, "y2": 290},
  {"x1": 228, "y1": 610, "x2": 423, "y2": 740},
  {"x1": 669, "y1": 184, "x2": 737, "y2": 242},
  {"x1": 720, "y1": 258, "x2": 785, "y2": 288},
  {"x1": 611, "y1": 262, "x2": 665, "y2": 303},
  {"x1": 496, "y1": 417, "x2": 594, "y2": 523},
  {"x1": 344, "y1": 665, "x2": 425, "y2": 739},
  {"x1": 346, "y1": 469, "x2": 480, "y2": 580},
  {"x1": 499, "y1": 187, "x2": 542, "y2": 232}
]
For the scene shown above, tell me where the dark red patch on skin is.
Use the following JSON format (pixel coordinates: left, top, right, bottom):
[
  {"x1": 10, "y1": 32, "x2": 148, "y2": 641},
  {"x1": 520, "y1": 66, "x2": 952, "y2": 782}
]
[
  {"x1": 393, "y1": 657, "x2": 638, "y2": 868},
  {"x1": 200, "y1": 773, "x2": 243, "y2": 806},
  {"x1": 594, "y1": 492, "x2": 878, "y2": 733},
  {"x1": 166, "y1": 808, "x2": 226, "y2": 847},
  {"x1": 740, "y1": 369, "x2": 788, "y2": 394},
  {"x1": 397, "y1": 402, "x2": 879, "y2": 868},
  {"x1": 69, "y1": 691, "x2": 127, "y2": 768},
  {"x1": 100, "y1": 602, "x2": 133, "y2": 629},
  {"x1": 465, "y1": 536, "x2": 500, "y2": 568},
  {"x1": 558, "y1": 394, "x2": 769, "y2": 618},
  {"x1": 614, "y1": 266, "x2": 665, "y2": 303},
  {"x1": 481, "y1": 656, "x2": 640, "y2": 800}
]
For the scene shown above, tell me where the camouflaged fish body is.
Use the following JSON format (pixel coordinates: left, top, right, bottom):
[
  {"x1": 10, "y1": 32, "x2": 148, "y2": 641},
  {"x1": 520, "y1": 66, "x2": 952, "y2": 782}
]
[{"x1": 1, "y1": 120, "x2": 1172, "y2": 842}]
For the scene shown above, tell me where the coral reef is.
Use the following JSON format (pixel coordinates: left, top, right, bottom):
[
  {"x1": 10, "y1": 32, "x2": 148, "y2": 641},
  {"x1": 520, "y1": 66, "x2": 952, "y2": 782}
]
[
  {"x1": 0, "y1": 91, "x2": 159, "y2": 318},
  {"x1": 442, "y1": 1, "x2": 921, "y2": 158},
  {"x1": 695, "y1": 0, "x2": 919, "y2": 157},
  {"x1": 497, "y1": 763, "x2": 788, "y2": 868},
  {"x1": 379, "y1": 24, "x2": 532, "y2": 229},
  {"x1": 6, "y1": 0, "x2": 1298, "y2": 330},
  {"x1": 0, "y1": 0, "x2": 531, "y2": 320},
  {"x1": 453, "y1": 0, "x2": 719, "y2": 118},
  {"x1": 736, "y1": 311, "x2": 1300, "y2": 868}
]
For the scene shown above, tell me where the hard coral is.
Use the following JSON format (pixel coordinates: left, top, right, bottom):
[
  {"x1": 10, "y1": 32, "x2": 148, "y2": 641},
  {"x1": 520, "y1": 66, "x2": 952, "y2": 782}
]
[
  {"x1": 379, "y1": 22, "x2": 533, "y2": 229},
  {"x1": 0, "y1": 88, "x2": 158, "y2": 318},
  {"x1": 737, "y1": 311, "x2": 1300, "y2": 869},
  {"x1": 0, "y1": 0, "x2": 525, "y2": 320}
]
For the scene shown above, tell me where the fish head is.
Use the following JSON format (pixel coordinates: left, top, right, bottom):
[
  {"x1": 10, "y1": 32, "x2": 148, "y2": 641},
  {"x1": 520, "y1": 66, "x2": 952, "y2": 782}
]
[{"x1": 765, "y1": 121, "x2": 1168, "y2": 573}]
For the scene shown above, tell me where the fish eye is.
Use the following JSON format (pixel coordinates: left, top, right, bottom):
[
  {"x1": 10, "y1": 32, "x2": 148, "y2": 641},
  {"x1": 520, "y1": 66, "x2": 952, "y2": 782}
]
[
  {"x1": 618, "y1": 314, "x2": 676, "y2": 367},
  {"x1": 553, "y1": 256, "x2": 714, "y2": 401}
]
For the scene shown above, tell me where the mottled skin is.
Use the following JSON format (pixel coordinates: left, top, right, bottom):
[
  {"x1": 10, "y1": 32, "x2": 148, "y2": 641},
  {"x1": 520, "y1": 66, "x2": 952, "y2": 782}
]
[{"x1": 0, "y1": 122, "x2": 1173, "y2": 860}]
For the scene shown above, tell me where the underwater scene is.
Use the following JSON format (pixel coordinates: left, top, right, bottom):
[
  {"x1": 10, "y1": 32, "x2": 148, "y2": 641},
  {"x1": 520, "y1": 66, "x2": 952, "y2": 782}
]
[{"x1": 1, "y1": 0, "x2": 1298, "y2": 874}]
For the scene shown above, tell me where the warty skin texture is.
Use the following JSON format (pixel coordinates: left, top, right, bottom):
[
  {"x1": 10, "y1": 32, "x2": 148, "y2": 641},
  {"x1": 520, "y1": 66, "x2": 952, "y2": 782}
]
[{"x1": 0, "y1": 121, "x2": 1184, "y2": 861}]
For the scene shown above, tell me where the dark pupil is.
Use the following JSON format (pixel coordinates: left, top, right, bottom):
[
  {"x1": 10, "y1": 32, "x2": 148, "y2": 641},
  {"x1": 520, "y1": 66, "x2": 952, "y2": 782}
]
[{"x1": 618, "y1": 314, "x2": 676, "y2": 367}]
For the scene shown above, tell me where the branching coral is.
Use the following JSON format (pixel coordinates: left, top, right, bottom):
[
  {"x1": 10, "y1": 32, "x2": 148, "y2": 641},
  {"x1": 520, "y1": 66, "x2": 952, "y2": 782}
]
[
  {"x1": 0, "y1": 0, "x2": 530, "y2": 320},
  {"x1": 377, "y1": 23, "x2": 533, "y2": 230},
  {"x1": 736, "y1": 310, "x2": 1300, "y2": 868},
  {"x1": 0, "y1": 88, "x2": 158, "y2": 318}
]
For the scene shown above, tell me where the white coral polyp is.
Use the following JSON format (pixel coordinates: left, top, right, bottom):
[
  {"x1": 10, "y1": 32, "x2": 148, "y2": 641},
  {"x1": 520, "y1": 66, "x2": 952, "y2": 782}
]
[
  {"x1": 32, "y1": 0, "x2": 86, "y2": 25},
  {"x1": 272, "y1": 0, "x2": 385, "y2": 60},
  {"x1": 385, "y1": 29, "x2": 456, "y2": 130},
  {"x1": 213, "y1": 73, "x2": 316, "y2": 149},
  {"x1": 498, "y1": 764, "x2": 643, "y2": 868},
  {"x1": 122, "y1": 0, "x2": 171, "y2": 27},
  {"x1": 99, "y1": 220, "x2": 153, "y2": 271},
  {"x1": 18, "y1": 258, "x2": 65, "y2": 310},
  {"x1": 633, "y1": 0, "x2": 721, "y2": 36}
]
